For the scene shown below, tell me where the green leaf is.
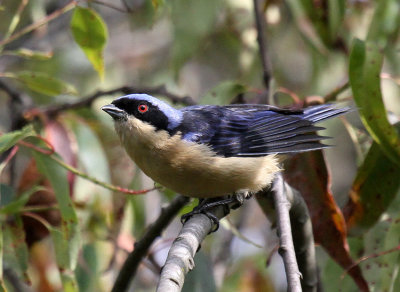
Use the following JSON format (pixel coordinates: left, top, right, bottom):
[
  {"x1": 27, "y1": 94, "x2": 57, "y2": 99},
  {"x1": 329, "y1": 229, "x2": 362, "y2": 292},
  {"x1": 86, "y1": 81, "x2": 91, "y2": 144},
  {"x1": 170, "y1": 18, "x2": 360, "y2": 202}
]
[
  {"x1": 70, "y1": 7, "x2": 108, "y2": 80},
  {"x1": 0, "y1": 184, "x2": 15, "y2": 207},
  {"x1": 201, "y1": 81, "x2": 247, "y2": 105},
  {"x1": 0, "y1": 125, "x2": 34, "y2": 154},
  {"x1": 345, "y1": 124, "x2": 400, "y2": 234},
  {"x1": 1, "y1": 72, "x2": 77, "y2": 96},
  {"x1": 379, "y1": 213, "x2": 400, "y2": 291},
  {"x1": 32, "y1": 151, "x2": 80, "y2": 291},
  {"x1": 2, "y1": 48, "x2": 53, "y2": 60},
  {"x1": 328, "y1": 0, "x2": 345, "y2": 43},
  {"x1": 367, "y1": 0, "x2": 400, "y2": 47},
  {"x1": 0, "y1": 186, "x2": 44, "y2": 215},
  {"x1": 349, "y1": 39, "x2": 400, "y2": 167},
  {"x1": 6, "y1": 216, "x2": 31, "y2": 285}
]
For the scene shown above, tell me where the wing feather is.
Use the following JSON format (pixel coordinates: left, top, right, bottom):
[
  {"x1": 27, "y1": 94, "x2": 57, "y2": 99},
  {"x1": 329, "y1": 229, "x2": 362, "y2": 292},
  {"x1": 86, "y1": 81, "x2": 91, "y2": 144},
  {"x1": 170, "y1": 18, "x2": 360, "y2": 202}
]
[{"x1": 176, "y1": 104, "x2": 350, "y2": 157}]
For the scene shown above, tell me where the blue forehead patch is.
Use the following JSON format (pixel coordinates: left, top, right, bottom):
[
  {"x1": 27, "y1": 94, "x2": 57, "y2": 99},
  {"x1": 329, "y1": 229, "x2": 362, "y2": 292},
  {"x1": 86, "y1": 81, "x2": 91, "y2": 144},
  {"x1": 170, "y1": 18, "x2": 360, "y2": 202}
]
[{"x1": 115, "y1": 94, "x2": 183, "y2": 130}]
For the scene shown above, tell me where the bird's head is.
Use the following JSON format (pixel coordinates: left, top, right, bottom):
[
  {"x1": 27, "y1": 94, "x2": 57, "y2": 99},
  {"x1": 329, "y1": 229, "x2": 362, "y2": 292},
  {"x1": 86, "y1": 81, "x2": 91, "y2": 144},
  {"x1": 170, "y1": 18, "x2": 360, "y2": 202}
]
[{"x1": 101, "y1": 94, "x2": 183, "y2": 132}]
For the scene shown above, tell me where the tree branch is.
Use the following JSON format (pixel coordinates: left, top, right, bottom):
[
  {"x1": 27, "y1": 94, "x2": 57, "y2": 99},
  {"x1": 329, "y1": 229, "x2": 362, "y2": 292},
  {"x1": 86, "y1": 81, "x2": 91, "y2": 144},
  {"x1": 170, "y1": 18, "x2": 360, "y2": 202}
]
[
  {"x1": 32, "y1": 85, "x2": 196, "y2": 118},
  {"x1": 111, "y1": 195, "x2": 190, "y2": 292},
  {"x1": 253, "y1": 0, "x2": 272, "y2": 102},
  {"x1": 271, "y1": 174, "x2": 302, "y2": 292},
  {"x1": 257, "y1": 174, "x2": 318, "y2": 292},
  {"x1": 156, "y1": 199, "x2": 238, "y2": 292}
]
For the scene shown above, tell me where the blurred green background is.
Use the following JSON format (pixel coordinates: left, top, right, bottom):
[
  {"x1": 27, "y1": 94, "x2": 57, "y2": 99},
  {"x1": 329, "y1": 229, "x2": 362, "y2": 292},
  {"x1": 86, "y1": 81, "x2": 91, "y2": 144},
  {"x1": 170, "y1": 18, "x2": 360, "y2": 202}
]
[{"x1": 0, "y1": 0, "x2": 400, "y2": 291}]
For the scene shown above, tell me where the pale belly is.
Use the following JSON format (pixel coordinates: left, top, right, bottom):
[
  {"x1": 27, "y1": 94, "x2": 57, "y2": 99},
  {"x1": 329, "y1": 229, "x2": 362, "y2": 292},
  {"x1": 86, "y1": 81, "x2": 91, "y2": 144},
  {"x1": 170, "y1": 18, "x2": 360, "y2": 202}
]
[{"x1": 116, "y1": 119, "x2": 280, "y2": 198}]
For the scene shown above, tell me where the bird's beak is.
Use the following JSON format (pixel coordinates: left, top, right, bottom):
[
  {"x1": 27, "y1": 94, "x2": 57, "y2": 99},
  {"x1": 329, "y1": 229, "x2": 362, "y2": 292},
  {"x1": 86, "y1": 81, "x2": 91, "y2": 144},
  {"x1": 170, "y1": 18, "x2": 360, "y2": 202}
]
[{"x1": 101, "y1": 104, "x2": 126, "y2": 120}]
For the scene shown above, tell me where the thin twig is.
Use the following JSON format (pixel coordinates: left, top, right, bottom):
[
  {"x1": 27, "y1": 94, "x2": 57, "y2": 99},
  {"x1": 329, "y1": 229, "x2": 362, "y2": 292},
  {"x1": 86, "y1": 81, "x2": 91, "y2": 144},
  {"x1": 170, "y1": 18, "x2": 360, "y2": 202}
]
[
  {"x1": 18, "y1": 137, "x2": 154, "y2": 195},
  {"x1": 0, "y1": 1, "x2": 77, "y2": 48},
  {"x1": 341, "y1": 244, "x2": 400, "y2": 280},
  {"x1": 257, "y1": 174, "x2": 304, "y2": 292},
  {"x1": 27, "y1": 85, "x2": 196, "y2": 119},
  {"x1": 111, "y1": 195, "x2": 190, "y2": 292},
  {"x1": 253, "y1": 0, "x2": 271, "y2": 103},
  {"x1": 272, "y1": 174, "x2": 302, "y2": 292}
]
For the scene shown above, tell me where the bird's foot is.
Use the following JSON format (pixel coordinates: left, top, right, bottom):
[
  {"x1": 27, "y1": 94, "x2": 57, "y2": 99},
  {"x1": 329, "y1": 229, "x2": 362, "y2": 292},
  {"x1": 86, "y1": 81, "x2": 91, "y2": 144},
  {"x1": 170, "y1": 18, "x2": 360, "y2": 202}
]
[{"x1": 180, "y1": 192, "x2": 252, "y2": 233}]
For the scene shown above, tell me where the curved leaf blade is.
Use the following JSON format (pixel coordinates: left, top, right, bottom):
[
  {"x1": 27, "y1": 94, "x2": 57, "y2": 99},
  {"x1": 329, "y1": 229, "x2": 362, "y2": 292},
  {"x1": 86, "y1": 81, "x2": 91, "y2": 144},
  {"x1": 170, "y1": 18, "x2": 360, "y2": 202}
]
[
  {"x1": 32, "y1": 151, "x2": 80, "y2": 291},
  {"x1": 349, "y1": 39, "x2": 400, "y2": 167},
  {"x1": 70, "y1": 7, "x2": 108, "y2": 80},
  {"x1": 344, "y1": 124, "x2": 400, "y2": 234},
  {"x1": 0, "y1": 125, "x2": 34, "y2": 153},
  {"x1": 1, "y1": 72, "x2": 77, "y2": 96}
]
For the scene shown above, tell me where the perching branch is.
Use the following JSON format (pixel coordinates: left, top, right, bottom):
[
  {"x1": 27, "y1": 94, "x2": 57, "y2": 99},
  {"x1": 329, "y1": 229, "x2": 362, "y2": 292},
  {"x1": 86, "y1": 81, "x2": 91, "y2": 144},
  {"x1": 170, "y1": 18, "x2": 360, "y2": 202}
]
[
  {"x1": 257, "y1": 174, "x2": 317, "y2": 292},
  {"x1": 30, "y1": 84, "x2": 196, "y2": 118},
  {"x1": 253, "y1": 0, "x2": 272, "y2": 101},
  {"x1": 156, "y1": 199, "x2": 238, "y2": 292},
  {"x1": 270, "y1": 174, "x2": 302, "y2": 292},
  {"x1": 111, "y1": 195, "x2": 190, "y2": 292}
]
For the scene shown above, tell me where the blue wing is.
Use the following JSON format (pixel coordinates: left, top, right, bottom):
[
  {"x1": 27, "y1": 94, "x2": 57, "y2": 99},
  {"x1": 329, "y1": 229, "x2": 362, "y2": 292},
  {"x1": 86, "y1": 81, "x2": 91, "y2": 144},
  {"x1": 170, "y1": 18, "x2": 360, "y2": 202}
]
[{"x1": 171, "y1": 104, "x2": 349, "y2": 157}]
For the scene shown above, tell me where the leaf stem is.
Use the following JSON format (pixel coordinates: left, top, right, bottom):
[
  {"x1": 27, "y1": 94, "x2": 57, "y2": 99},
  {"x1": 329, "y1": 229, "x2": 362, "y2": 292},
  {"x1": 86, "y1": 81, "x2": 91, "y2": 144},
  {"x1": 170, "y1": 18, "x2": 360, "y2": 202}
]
[
  {"x1": 18, "y1": 136, "x2": 155, "y2": 195},
  {"x1": 0, "y1": 1, "x2": 77, "y2": 48}
]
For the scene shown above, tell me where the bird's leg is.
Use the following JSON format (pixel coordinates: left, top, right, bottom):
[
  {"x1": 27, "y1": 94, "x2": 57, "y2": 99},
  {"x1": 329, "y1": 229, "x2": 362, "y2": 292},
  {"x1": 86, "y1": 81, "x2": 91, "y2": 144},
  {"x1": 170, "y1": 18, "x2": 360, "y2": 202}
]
[{"x1": 181, "y1": 191, "x2": 252, "y2": 232}]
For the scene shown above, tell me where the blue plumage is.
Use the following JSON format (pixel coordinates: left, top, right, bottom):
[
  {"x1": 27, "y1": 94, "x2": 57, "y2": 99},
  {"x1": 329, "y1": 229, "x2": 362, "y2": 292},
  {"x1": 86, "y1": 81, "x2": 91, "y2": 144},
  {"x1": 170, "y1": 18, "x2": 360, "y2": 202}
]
[
  {"x1": 108, "y1": 94, "x2": 349, "y2": 158},
  {"x1": 171, "y1": 103, "x2": 348, "y2": 157}
]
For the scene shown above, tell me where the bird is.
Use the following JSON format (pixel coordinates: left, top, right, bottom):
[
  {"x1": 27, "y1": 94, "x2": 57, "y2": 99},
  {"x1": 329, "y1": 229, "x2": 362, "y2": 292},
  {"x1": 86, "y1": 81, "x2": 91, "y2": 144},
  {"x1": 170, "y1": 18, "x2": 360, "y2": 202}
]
[{"x1": 102, "y1": 94, "x2": 349, "y2": 203}]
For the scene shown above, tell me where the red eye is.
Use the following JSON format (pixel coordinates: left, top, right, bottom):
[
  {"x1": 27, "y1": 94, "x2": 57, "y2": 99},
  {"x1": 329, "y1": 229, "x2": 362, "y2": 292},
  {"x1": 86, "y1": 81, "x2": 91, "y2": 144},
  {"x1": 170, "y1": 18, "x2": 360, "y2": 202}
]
[{"x1": 138, "y1": 104, "x2": 148, "y2": 113}]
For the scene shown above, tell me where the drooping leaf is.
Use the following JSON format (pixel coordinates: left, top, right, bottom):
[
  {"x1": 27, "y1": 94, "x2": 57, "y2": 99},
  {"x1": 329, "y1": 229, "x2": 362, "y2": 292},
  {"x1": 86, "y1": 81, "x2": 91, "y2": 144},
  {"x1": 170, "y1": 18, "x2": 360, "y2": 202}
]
[
  {"x1": 283, "y1": 151, "x2": 369, "y2": 291},
  {"x1": 343, "y1": 123, "x2": 400, "y2": 234},
  {"x1": 76, "y1": 243, "x2": 100, "y2": 292},
  {"x1": 379, "y1": 214, "x2": 400, "y2": 291},
  {"x1": 327, "y1": 0, "x2": 345, "y2": 43},
  {"x1": 1, "y1": 71, "x2": 77, "y2": 96},
  {"x1": 349, "y1": 39, "x2": 400, "y2": 167},
  {"x1": 367, "y1": 0, "x2": 400, "y2": 47},
  {"x1": 0, "y1": 125, "x2": 34, "y2": 153},
  {"x1": 0, "y1": 186, "x2": 44, "y2": 215},
  {"x1": 201, "y1": 81, "x2": 247, "y2": 105},
  {"x1": 32, "y1": 150, "x2": 80, "y2": 291},
  {"x1": 6, "y1": 216, "x2": 31, "y2": 285},
  {"x1": 70, "y1": 7, "x2": 108, "y2": 80}
]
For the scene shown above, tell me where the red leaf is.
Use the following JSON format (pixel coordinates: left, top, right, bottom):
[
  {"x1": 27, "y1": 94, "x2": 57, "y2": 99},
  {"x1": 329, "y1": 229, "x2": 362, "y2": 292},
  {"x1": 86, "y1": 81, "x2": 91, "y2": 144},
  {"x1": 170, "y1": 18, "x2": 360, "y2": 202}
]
[{"x1": 283, "y1": 151, "x2": 369, "y2": 292}]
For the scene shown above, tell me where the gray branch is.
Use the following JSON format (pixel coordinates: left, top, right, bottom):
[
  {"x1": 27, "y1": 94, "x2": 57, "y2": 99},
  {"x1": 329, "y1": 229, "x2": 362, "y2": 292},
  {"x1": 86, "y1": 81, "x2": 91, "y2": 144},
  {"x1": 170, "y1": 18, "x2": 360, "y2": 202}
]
[
  {"x1": 156, "y1": 202, "x2": 231, "y2": 292},
  {"x1": 257, "y1": 174, "x2": 317, "y2": 292}
]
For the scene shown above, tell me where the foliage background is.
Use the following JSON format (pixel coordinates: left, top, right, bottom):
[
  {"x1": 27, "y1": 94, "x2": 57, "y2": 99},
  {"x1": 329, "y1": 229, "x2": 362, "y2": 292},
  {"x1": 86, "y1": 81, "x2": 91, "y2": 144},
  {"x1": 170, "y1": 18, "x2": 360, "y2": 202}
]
[{"x1": 0, "y1": 0, "x2": 400, "y2": 291}]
